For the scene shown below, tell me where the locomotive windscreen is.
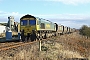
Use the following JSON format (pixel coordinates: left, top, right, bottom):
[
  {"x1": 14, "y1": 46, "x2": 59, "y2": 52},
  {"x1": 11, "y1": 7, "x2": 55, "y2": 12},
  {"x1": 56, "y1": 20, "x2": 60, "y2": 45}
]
[
  {"x1": 29, "y1": 20, "x2": 36, "y2": 25},
  {"x1": 21, "y1": 20, "x2": 27, "y2": 26}
]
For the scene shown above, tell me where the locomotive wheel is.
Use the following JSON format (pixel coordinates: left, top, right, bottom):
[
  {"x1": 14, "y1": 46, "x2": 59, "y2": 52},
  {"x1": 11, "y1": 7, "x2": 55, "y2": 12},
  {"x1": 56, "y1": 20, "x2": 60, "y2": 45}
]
[
  {"x1": 44, "y1": 33, "x2": 47, "y2": 39},
  {"x1": 40, "y1": 35, "x2": 42, "y2": 40}
]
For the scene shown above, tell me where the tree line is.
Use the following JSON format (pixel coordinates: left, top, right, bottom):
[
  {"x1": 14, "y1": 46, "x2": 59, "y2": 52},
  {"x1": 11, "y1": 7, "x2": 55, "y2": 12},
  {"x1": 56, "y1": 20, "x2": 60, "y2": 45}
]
[{"x1": 79, "y1": 25, "x2": 90, "y2": 37}]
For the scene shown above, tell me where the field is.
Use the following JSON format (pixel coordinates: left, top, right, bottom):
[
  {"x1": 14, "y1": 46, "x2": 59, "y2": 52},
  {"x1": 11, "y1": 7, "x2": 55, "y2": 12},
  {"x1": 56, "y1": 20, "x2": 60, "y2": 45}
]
[{"x1": 0, "y1": 32, "x2": 90, "y2": 60}]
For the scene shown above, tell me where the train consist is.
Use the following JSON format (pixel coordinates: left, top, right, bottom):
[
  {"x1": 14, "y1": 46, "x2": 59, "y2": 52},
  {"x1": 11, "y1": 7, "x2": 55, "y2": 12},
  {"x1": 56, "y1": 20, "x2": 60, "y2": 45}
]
[{"x1": 20, "y1": 14, "x2": 75, "y2": 41}]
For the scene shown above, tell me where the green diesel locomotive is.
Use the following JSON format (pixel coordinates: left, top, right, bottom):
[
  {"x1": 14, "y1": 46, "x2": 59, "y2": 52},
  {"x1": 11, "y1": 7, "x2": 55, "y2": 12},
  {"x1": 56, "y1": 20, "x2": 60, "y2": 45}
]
[{"x1": 20, "y1": 14, "x2": 57, "y2": 41}]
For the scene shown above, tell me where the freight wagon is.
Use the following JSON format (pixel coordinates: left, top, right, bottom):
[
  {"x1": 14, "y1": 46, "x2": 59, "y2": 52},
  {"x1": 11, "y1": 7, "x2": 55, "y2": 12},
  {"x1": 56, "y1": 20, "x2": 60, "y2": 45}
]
[{"x1": 57, "y1": 25, "x2": 64, "y2": 35}]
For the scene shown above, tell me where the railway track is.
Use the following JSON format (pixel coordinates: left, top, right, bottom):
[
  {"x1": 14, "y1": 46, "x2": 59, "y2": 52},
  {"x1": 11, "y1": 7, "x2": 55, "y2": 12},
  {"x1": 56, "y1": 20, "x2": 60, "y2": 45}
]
[
  {"x1": 0, "y1": 40, "x2": 43, "y2": 51},
  {"x1": 0, "y1": 36, "x2": 55, "y2": 52},
  {"x1": 0, "y1": 42, "x2": 24, "y2": 51}
]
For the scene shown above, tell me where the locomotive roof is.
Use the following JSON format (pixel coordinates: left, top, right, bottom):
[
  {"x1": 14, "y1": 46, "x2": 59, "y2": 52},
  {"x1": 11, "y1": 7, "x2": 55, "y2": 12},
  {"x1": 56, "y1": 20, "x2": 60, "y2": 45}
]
[{"x1": 20, "y1": 14, "x2": 36, "y2": 20}]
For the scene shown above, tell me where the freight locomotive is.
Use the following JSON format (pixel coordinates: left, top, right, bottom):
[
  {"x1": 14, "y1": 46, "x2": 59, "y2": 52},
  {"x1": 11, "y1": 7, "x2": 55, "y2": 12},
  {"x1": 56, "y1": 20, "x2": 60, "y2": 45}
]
[{"x1": 20, "y1": 14, "x2": 75, "y2": 41}]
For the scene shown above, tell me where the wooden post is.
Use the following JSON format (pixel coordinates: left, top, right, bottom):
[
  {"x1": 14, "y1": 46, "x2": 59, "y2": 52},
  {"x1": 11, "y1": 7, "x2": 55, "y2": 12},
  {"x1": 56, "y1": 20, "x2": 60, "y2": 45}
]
[{"x1": 39, "y1": 40, "x2": 41, "y2": 51}]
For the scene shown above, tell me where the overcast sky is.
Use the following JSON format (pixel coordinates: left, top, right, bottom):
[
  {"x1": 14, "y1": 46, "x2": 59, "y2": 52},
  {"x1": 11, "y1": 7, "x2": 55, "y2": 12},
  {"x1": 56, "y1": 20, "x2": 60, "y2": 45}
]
[{"x1": 0, "y1": 0, "x2": 90, "y2": 29}]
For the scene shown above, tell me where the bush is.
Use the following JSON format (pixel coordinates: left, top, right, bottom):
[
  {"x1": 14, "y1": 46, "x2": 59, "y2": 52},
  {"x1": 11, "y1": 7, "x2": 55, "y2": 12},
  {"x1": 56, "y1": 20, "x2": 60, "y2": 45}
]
[{"x1": 79, "y1": 25, "x2": 90, "y2": 37}]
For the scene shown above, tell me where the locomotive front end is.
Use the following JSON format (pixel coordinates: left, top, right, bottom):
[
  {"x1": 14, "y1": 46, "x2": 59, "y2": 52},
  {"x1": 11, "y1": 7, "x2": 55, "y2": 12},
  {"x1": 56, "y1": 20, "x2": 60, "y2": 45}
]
[{"x1": 20, "y1": 15, "x2": 36, "y2": 36}]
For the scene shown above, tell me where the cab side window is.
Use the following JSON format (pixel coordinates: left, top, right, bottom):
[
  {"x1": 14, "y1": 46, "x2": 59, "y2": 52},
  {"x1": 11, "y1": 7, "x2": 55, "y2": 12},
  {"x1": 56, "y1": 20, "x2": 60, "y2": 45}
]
[{"x1": 41, "y1": 23, "x2": 45, "y2": 29}]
